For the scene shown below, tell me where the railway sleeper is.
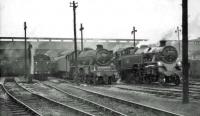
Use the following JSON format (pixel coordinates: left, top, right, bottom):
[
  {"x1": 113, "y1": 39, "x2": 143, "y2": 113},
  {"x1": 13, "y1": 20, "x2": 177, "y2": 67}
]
[
  {"x1": 81, "y1": 106, "x2": 94, "y2": 110},
  {"x1": 9, "y1": 107, "x2": 26, "y2": 110},
  {"x1": 11, "y1": 110, "x2": 27, "y2": 113},
  {"x1": 11, "y1": 112, "x2": 30, "y2": 115}
]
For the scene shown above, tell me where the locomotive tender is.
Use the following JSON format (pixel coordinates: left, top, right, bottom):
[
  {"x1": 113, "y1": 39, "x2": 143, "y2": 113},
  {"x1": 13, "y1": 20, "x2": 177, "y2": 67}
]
[{"x1": 115, "y1": 40, "x2": 181, "y2": 85}]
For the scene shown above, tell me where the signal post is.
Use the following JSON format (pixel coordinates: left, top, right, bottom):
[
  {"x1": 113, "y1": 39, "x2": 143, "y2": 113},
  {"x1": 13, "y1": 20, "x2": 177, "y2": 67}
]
[
  {"x1": 131, "y1": 26, "x2": 137, "y2": 47},
  {"x1": 70, "y1": 1, "x2": 79, "y2": 81}
]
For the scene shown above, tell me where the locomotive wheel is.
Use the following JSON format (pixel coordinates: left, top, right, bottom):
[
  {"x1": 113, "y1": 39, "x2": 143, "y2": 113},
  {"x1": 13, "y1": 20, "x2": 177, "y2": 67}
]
[
  {"x1": 108, "y1": 76, "x2": 112, "y2": 84},
  {"x1": 144, "y1": 76, "x2": 151, "y2": 84},
  {"x1": 98, "y1": 76, "x2": 105, "y2": 84},
  {"x1": 174, "y1": 76, "x2": 180, "y2": 86},
  {"x1": 126, "y1": 73, "x2": 133, "y2": 83},
  {"x1": 159, "y1": 74, "x2": 166, "y2": 86}
]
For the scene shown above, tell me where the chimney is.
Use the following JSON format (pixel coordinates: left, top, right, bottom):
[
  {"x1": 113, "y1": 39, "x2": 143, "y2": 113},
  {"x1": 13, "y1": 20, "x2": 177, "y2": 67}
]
[
  {"x1": 96, "y1": 44, "x2": 103, "y2": 50},
  {"x1": 140, "y1": 45, "x2": 148, "y2": 48},
  {"x1": 160, "y1": 40, "x2": 166, "y2": 47}
]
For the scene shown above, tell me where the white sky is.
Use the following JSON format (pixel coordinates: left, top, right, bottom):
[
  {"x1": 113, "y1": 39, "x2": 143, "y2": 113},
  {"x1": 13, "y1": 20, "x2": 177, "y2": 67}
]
[{"x1": 0, "y1": 0, "x2": 199, "y2": 41}]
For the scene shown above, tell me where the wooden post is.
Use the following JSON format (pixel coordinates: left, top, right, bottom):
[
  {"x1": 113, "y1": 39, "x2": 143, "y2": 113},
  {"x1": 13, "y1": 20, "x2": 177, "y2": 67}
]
[
  {"x1": 131, "y1": 26, "x2": 137, "y2": 47},
  {"x1": 182, "y1": 0, "x2": 189, "y2": 103},
  {"x1": 70, "y1": 1, "x2": 78, "y2": 66},
  {"x1": 80, "y1": 23, "x2": 84, "y2": 51},
  {"x1": 24, "y1": 22, "x2": 27, "y2": 79}
]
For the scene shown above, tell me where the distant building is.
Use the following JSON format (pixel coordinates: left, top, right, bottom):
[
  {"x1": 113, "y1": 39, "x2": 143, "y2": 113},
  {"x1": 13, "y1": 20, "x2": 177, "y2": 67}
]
[{"x1": 166, "y1": 37, "x2": 200, "y2": 60}]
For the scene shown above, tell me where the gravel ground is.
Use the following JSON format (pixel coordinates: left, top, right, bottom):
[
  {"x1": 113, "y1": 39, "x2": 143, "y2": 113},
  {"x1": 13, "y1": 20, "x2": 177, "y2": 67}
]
[
  {"x1": 18, "y1": 82, "x2": 115, "y2": 116},
  {"x1": 0, "y1": 85, "x2": 13, "y2": 116},
  {"x1": 5, "y1": 81, "x2": 78, "y2": 116},
  {"x1": 44, "y1": 81, "x2": 160, "y2": 116},
  {"x1": 48, "y1": 77, "x2": 200, "y2": 116},
  {"x1": 17, "y1": 77, "x2": 161, "y2": 116}
]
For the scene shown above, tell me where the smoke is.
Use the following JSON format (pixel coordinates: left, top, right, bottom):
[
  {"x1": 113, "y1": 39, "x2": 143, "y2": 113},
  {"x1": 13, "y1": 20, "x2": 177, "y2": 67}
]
[
  {"x1": 136, "y1": 39, "x2": 157, "y2": 48},
  {"x1": 161, "y1": 30, "x2": 174, "y2": 40},
  {"x1": 189, "y1": 14, "x2": 200, "y2": 39},
  {"x1": 136, "y1": 29, "x2": 178, "y2": 48},
  {"x1": 3, "y1": 42, "x2": 25, "y2": 61},
  {"x1": 30, "y1": 42, "x2": 40, "y2": 74}
]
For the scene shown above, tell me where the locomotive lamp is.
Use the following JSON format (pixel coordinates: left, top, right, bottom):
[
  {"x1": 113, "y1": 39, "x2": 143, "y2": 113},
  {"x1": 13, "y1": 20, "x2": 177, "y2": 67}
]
[
  {"x1": 93, "y1": 66, "x2": 97, "y2": 72},
  {"x1": 177, "y1": 61, "x2": 182, "y2": 67},
  {"x1": 157, "y1": 61, "x2": 163, "y2": 66},
  {"x1": 175, "y1": 61, "x2": 182, "y2": 70},
  {"x1": 97, "y1": 72, "x2": 101, "y2": 77}
]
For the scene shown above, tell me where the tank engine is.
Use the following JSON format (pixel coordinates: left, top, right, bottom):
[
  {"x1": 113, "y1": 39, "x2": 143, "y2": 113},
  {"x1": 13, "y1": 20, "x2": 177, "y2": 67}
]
[
  {"x1": 65, "y1": 45, "x2": 118, "y2": 84},
  {"x1": 115, "y1": 40, "x2": 181, "y2": 85}
]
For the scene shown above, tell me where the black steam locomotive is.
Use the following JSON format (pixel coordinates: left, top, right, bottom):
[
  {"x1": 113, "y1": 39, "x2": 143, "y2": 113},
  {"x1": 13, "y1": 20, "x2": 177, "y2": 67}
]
[
  {"x1": 54, "y1": 45, "x2": 118, "y2": 84},
  {"x1": 115, "y1": 40, "x2": 181, "y2": 85},
  {"x1": 34, "y1": 54, "x2": 51, "y2": 81}
]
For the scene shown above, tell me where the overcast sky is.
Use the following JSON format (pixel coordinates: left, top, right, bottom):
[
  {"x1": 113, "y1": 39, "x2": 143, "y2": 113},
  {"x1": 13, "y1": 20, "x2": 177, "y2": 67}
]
[{"x1": 0, "y1": 0, "x2": 199, "y2": 41}]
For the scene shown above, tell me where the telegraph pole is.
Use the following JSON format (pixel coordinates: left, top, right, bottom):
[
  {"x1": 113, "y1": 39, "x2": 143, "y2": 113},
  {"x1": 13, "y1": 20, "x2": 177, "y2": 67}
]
[
  {"x1": 24, "y1": 22, "x2": 27, "y2": 79},
  {"x1": 175, "y1": 26, "x2": 181, "y2": 55},
  {"x1": 131, "y1": 26, "x2": 137, "y2": 47},
  {"x1": 70, "y1": 1, "x2": 78, "y2": 65},
  {"x1": 182, "y1": 0, "x2": 189, "y2": 103},
  {"x1": 80, "y1": 23, "x2": 84, "y2": 51}
]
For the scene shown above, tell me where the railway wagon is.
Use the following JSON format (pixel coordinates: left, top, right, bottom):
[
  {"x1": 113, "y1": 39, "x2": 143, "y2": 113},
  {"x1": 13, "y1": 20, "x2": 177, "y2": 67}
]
[
  {"x1": 62, "y1": 45, "x2": 118, "y2": 84},
  {"x1": 115, "y1": 40, "x2": 181, "y2": 85},
  {"x1": 34, "y1": 54, "x2": 51, "y2": 81}
]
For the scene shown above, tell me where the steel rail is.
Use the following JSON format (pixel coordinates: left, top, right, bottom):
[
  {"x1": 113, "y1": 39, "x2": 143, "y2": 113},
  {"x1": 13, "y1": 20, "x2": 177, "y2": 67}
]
[
  {"x1": 2, "y1": 83, "x2": 42, "y2": 116},
  {"x1": 14, "y1": 79, "x2": 94, "y2": 116},
  {"x1": 43, "y1": 83, "x2": 127, "y2": 116},
  {"x1": 51, "y1": 79, "x2": 183, "y2": 116}
]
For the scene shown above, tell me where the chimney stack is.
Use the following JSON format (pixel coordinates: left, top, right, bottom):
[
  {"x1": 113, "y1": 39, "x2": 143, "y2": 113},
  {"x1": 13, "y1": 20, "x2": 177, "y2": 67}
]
[
  {"x1": 96, "y1": 44, "x2": 103, "y2": 50},
  {"x1": 160, "y1": 40, "x2": 166, "y2": 47}
]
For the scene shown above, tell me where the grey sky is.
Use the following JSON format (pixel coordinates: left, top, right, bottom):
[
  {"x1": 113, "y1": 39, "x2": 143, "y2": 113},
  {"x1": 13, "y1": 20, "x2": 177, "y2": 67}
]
[{"x1": 0, "y1": 0, "x2": 199, "y2": 42}]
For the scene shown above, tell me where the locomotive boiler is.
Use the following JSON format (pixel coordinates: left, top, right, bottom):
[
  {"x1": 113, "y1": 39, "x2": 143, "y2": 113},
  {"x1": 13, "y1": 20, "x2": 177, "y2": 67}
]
[
  {"x1": 66, "y1": 45, "x2": 118, "y2": 84},
  {"x1": 115, "y1": 40, "x2": 181, "y2": 85}
]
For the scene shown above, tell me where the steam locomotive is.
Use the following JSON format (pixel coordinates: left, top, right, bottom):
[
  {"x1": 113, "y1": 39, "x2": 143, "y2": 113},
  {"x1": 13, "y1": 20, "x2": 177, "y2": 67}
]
[
  {"x1": 34, "y1": 54, "x2": 51, "y2": 80},
  {"x1": 114, "y1": 40, "x2": 181, "y2": 85},
  {"x1": 0, "y1": 45, "x2": 52, "y2": 81},
  {"x1": 54, "y1": 45, "x2": 118, "y2": 84}
]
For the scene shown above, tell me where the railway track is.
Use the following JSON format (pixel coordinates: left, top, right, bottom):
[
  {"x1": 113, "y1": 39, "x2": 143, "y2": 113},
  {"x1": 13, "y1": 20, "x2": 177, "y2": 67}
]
[
  {"x1": 0, "y1": 84, "x2": 40, "y2": 116},
  {"x1": 116, "y1": 83, "x2": 200, "y2": 102},
  {"x1": 4, "y1": 79, "x2": 96, "y2": 116},
  {"x1": 17, "y1": 80, "x2": 127, "y2": 116},
  {"x1": 42, "y1": 79, "x2": 182, "y2": 116}
]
